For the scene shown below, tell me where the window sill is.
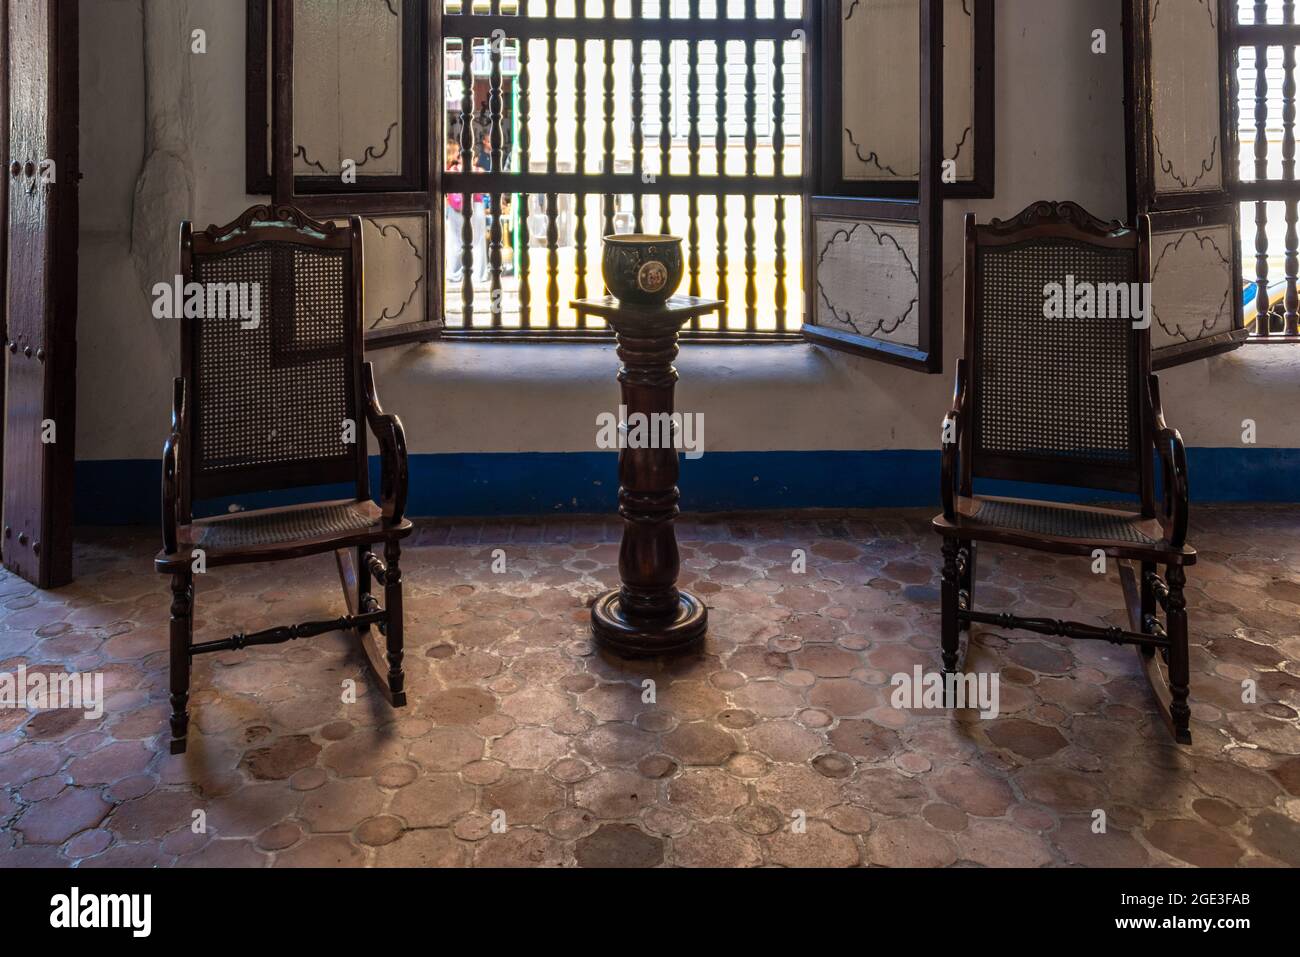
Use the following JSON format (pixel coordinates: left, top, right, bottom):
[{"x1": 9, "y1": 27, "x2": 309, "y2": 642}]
[
  {"x1": 437, "y1": 329, "x2": 805, "y2": 346},
  {"x1": 1212, "y1": 341, "x2": 1300, "y2": 371},
  {"x1": 367, "y1": 333, "x2": 954, "y2": 453},
  {"x1": 375, "y1": 335, "x2": 830, "y2": 390}
]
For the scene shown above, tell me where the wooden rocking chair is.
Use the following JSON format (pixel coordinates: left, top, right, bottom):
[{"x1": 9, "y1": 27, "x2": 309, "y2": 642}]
[
  {"x1": 933, "y1": 201, "x2": 1197, "y2": 744},
  {"x1": 155, "y1": 204, "x2": 412, "y2": 754}
]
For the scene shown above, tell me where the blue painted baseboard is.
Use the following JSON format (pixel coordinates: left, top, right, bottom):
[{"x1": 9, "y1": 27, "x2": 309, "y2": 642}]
[{"x1": 74, "y1": 447, "x2": 1300, "y2": 526}]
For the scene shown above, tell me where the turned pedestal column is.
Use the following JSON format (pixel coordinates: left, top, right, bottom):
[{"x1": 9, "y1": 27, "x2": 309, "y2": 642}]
[{"x1": 573, "y1": 295, "x2": 720, "y2": 658}]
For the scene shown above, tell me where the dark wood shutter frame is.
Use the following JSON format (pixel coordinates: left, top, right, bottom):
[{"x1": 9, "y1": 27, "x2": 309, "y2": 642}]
[
  {"x1": 1124, "y1": 0, "x2": 1247, "y2": 367},
  {"x1": 268, "y1": 0, "x2": 440, "y2": 347},
  {"x1": 803, "y1": 0, "x2": 945, "y2": 373},
  {"x1": 819, "y1": 0, "x2": 993, "y2": 201}
]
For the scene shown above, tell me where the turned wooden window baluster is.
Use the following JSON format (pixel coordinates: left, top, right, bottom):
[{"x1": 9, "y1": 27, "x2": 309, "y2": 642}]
[
  {"x1": 1285, "y1": 2, "x2": 1300, "y2": 336},
  {"x1": 632, "y1": 0, "x2": 645, "y2": 233},
  {"x1": 488, "y1": 0, "x2": 505, "y2": 329},
  {"x1": 716, "y1": 9, "x2": 729, "y2": 328},
  {"x1": 743, "y1": 2, "x2": 758, "y2": 332},
  {"x1": 659, "y1": 4, "x2": 672, "y2": 237},
  {"x1": 1255, "y1": 34, "x2": 1271, "y2": 337},
  {"x1": 574, "y1": 31, "x2": 589, "y2": 324},
  {"x1": 603, "y1": 0, "x2": 616, "y2": 247},
  {"x1": 773, "y1": 0, "x2": 788, "y2": 333},
  {"x1": 546, "y1": 3, "x2": 560, "y2": 330},
  {"x1": 460, "y1": 32, "x2": 475, "y2": 328},
  {"x1": 687, "y1": 0, "x2": 702, "y2": 324},
  {"x1": 519, "y1": 29, "x2": 533, "y2": 330}
]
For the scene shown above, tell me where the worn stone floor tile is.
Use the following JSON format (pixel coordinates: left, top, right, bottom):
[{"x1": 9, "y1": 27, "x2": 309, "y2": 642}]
[{"x1": 1, "y1": 506, "x2": 1297, "y2": 866}]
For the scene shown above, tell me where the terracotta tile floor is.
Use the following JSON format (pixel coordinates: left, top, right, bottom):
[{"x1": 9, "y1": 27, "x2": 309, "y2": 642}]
[{"x1": 2, "y1": 507, "x2": 1299, "y2": 868}]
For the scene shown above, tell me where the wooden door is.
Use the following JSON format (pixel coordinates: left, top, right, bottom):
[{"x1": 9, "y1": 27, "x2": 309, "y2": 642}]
[{"x1": 3, "y1": 0, "x2": 77, "y2": 588}]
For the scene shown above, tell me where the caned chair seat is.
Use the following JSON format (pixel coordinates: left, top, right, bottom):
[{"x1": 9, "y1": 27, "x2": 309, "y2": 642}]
[
  {"x1": 195, "y1": 501, "x2": 380, "y2": 548},
  {"x1": 977, "y1": 496, "x2": 1159, "y2": 540},
  {"x1": 156, "y1": 499, "x2": 411, "y2": 572},
  {"x1": 934, "y1": 495, "x2": 1194, "y2": 563},
  {"x1": 972, "y1": 496, "x2": 1156, "y2": 542}
]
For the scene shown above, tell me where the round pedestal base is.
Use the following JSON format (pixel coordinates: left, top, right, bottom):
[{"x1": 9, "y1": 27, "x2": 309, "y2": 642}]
[{"x1": 590, "y1": 589, "x2": 708, "y2": 658}]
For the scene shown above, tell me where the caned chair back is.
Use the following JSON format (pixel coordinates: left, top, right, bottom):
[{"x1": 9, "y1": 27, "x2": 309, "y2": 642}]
[
  {"x1": 178, "y1": 205, "x2": 368, "y2": 509},
  {"x1": 964, "y1": 201, "x2": 1153, "y2": 499}
]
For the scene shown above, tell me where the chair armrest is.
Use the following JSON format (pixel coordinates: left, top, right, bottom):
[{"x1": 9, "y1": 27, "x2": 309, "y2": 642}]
[
  {"x1": 362, "y1": 362, "x2": 409, "y2": 526},
  {"x1": 161, "y1": 377, "x2": 186, "y2": 555},
  {"x1": 941, "y1": 359, "x2": 968, "y2": 522},
  {"x1": 1148, "y1": 374, "x2": 1189, "y2": 549}
]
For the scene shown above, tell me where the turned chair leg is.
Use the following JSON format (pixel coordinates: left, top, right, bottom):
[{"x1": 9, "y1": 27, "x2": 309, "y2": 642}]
[
  {"x1": 169, "y1": 570, "x2": 194, "y2": 755},
  {"x1": 940, "y1": 537, "x2": 961, "y2": 702},
  {"x1": 958, "y1": 540, "x2": 975, "y2": 633},
  {"x1": 1166, "y1": 563, "x2": 1191, "y2": 744},
  {"x1": 383, "y1": 539, "x2": 407, "y2": 707},
  {"x1": 1138, "y1": 560, "x2": 1156, "y2": 657},
  {"x1": 356, "y1": 545, "x2": 372, "y2": 635}
]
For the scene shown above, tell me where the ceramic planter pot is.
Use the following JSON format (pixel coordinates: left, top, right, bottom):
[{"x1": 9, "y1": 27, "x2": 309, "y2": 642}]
[{"x1": 601, "y1": 234, "x2": 684, "y2": 306}]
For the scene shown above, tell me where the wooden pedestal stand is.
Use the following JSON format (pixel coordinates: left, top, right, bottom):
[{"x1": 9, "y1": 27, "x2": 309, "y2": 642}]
[{"x1": 573, "y1": 295, "x2": 721, "y2": 658}]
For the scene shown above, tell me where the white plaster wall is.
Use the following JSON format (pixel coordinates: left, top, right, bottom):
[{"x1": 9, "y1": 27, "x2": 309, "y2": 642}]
[{"x1": 77, "y1": 0, "x2": 1300, "y2": 465}]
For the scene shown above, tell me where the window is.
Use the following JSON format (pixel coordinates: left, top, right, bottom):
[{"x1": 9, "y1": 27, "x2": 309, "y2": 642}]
[
  {"x1": 439, "y1": 0, "x2": 807, "y2": 339},
  {"x1": 248, "y1": 0, "x2": 986, "y2": 353},
  {"x1": 1236, "y1": 0, "x2": 1300, "y2": 341}
]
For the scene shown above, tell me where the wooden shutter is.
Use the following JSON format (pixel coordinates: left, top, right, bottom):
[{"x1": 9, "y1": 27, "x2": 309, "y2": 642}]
[
  {"x1": 1125, "y1": 0, "x2": 1247, "y2": 367},
  {"x1": 265, "y1": 0, "x2": 439, "y2": 347},
  {"x1": 3, "y1": 0, "x2": 78, "y2": 587},
  {"x1": 825, "y1": 0, "x2": 993, "y2": 200},
  {"x1": 803, "y1": 0, "x2": 945, "y2": 373}
]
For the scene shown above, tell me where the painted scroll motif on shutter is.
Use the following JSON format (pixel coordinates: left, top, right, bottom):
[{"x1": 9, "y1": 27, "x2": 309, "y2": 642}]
[
  {"x1": 1148, "y1": 0, "x2": 1222, "y2": 196},
  {"x1": 1149, "y1": 223, "x2": 1235, "y2": 348},
  {"x1": 841, "y1": 0, "x2": 974, "y2": 183},
  {"x1": 813, "y1": 216, "x2": 921, "y2": 348}
]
